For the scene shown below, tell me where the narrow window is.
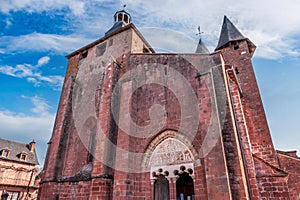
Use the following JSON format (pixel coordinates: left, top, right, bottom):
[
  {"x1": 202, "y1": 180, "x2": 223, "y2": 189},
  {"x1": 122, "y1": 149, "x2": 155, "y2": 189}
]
[
  {"x1": 118, "y1": 13, "x2": 122, "y2": 22},
  {"x1": 124, "y1": 14, "x2": 128, "y2": 23},
  {"x1": 109, "y1": 39, "x2": 113, "y2": 46},
  {"x1": 88, "y1": 132, "x2": 96, "y2": 163},
  {"x1": 233, "y1": 41, "x2": 239, "y2": 50}
]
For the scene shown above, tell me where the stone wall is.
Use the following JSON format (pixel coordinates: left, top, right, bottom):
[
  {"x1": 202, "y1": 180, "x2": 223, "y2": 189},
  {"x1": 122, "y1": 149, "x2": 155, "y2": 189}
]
[{"x1": 0, "y1": 160, "x2": 38, "y2": 199}]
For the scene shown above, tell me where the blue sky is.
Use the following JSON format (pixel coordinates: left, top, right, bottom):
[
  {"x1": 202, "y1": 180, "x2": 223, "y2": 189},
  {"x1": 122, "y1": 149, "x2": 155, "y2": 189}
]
[{"x1": 0, "y1": 0, "x2": 299, "y2": 165}]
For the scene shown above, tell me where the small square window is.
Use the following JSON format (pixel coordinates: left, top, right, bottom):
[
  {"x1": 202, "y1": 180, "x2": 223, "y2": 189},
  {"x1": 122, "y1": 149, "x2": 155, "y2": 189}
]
[
  {"x1": 20, "y1": 154, "x2": 26, "y2": 160},
  {"x1": 21, "y1": 154, "x2": 26, "y2": 160},
  {"x1": 1, "y1": 149, "x2": 9, "y2": 157},
  {"x1": 3, "y1": 150, "x2": 9, "y2": 157}
]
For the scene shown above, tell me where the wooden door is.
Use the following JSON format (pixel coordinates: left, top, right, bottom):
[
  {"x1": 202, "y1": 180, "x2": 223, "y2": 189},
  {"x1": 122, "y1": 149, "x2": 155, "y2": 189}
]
[{"x1": 154, "y1": 175, "x2": 170, "y2": 200}]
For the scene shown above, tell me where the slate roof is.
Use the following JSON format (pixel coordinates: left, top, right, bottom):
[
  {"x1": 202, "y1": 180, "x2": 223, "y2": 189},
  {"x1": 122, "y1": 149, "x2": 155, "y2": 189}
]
[
  {"x1": 195, "y1": 38, "x2": 210, "y2": 54},
  {"x1": 105, "y1": 21, "x2": 126, "y2": 36},
  {"x1": 215, "y1": 16, "x2": 246, "y2": 51},
  {"x1": 0, "y1": 138, "x2": 39, "y2": 165}
]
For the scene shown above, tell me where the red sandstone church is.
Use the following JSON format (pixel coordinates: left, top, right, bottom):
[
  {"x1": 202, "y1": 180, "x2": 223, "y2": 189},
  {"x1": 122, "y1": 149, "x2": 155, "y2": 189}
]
[{"x1": 38, "y1": 9, "x2": 300, "y2": 200}]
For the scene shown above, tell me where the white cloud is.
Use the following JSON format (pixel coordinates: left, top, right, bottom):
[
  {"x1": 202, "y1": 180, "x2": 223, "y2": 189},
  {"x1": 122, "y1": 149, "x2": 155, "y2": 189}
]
[
  {"x1": 1, "y1": 0, "x2": 300, "y2": 59},
  {"x1": 0, "y1": 110, "x2": 54, "y2": 143},
  {"x1": 20, "y1": 95, "x2": 51, "y2": 116},
  {"x1": 140, "y1": 27, "x2": 196, "y2": 53},
  {"x1": 30, "y1": 96, "x2": 51, "y2": 115},
  {"x1": 0, "y1": 96, "x2": 56, "y2": 165},
  {"x1": 123, "y1": 0, "x2": 300, "y2": 59},
  {"x1": 0, "y1": 64, "x2": 34, "y2": 77},
  {"x1": 0, "y1": 0, "x2": 86, "y2": 15},
  {"x1": 0, "y1": 33, "x2": 92, "y2": 54},
  {"x1": 5, "y1": 18, "x2": 12, "y2": 28},
  {"x1": 37, "y1": 56, "x2": 50, "y2": 66},
  {"x1": 69, "y1": 1, "x2": 85, "y2": 16},
  {"x1": 0, "y1": 56, "x2": 64, "y2": 90}
]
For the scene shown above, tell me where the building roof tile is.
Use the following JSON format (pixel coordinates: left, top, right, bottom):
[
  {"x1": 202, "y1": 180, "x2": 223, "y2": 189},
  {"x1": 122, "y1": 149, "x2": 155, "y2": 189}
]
[{"x1": 0, "y1": 138, "x2": 39, "y2": 165}]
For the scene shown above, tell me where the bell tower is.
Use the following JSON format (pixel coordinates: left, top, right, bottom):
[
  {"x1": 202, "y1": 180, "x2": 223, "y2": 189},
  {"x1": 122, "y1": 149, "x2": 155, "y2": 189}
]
[
  {"x1": 215, "y1": 16, "x2": 278, "y2": 166},
  {"x1": 114, "y1": 5, "x2": 131, "y2": 24},
  {"x1": 105, "y1": 5, "x2": 132, "y2": 36}
]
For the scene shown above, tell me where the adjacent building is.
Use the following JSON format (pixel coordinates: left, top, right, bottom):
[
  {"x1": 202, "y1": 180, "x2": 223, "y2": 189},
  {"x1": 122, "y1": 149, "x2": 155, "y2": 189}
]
[
  {"x1": 0, "y1": 139, "x2": 39, "y2": 199},
  {"x1": 38, "y1": 9, "x2": 300, "y2": 199}
]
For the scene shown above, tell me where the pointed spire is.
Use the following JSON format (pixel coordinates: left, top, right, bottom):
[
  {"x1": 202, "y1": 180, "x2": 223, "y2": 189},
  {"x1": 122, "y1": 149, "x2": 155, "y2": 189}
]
[
  {"x1": 195, "y1": 38, "x2": 209, "y2": 54},
  {"x1": 195, "y1": 26, "x2": 209, "y2": 54},
  {"x1": 215, "y1": 16, "x2": 246, "y2": 51}
]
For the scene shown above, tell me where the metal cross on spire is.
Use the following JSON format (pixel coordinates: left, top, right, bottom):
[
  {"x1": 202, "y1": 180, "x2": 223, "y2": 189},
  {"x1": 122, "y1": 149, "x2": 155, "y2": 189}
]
[
  {"x1": 195, "y1": 26, "x2": 209, "y2": 54},
  {"x1": 196, "y1": 26, "x2": 204, "y2": 37}
]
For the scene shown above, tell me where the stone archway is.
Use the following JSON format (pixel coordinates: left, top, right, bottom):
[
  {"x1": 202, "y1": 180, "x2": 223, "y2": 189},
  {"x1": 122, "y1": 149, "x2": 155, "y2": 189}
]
[
  {"x1": 142, "y1": 130, "x2": 198, "y2": 171},
  {"x1": 149, "y1": 138, "x2": 194, "y2": 167},
  {"x1": 144, "y1": 131, "x2": 198, "y2": 200}
]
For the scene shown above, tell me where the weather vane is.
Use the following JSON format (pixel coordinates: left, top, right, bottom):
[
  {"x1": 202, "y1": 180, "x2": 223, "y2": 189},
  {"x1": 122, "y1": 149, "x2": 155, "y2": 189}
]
[
  {"x1": 123, "y1": 4, "x2": 126, "y2": 10},
  {"x1": 196, "y1": 26, "x2": 204, "y2": 37}
]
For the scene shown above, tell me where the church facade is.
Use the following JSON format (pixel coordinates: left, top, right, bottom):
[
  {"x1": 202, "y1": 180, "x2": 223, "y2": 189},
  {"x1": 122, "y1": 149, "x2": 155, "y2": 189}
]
[{"x1": 38, "y1": 9, "x2": 300, "y2": 200}]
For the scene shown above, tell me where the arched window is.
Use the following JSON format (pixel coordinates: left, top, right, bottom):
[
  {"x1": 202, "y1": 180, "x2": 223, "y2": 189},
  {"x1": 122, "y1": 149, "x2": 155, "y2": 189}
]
[
  {"x1": 124, "y1": 14, "x2": 128, "y2": 23},
  {"x1": 117, "y1": 13, "x2": 123, "y2": 22}
]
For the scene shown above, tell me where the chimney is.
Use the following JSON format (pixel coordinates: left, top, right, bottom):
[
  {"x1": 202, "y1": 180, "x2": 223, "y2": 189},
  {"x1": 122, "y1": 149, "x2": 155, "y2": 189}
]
[{"x1": 29, "y1": 140, "x2": 36, "y2": 152}]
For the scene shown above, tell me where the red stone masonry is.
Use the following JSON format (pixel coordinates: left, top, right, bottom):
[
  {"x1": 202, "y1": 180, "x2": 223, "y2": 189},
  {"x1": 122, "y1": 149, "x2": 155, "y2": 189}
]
[
  {"x1": 39, "y1": 20, "x2": 300, "y2": 199},
  {"x1": 218, "y1": 40, "x2": 278, "y2": 166}
]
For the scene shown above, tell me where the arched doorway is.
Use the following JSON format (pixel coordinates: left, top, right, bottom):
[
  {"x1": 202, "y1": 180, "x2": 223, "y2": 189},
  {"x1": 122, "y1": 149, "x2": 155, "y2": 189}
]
[
  {"x1": 154, "y1": 174, "x2": 170, "y2": 200},
  {"x1": 144, "y1": 133, "x2": 198, "y2": 200},
  {"x1": 176, "y1": 172, "x2": 195, "y2": 200}
]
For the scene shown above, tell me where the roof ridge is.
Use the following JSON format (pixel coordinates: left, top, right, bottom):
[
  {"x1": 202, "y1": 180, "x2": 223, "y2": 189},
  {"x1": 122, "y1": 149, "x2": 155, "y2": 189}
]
[{"x1": 0, "y1": 137, "x2": 28, "y2": 146}]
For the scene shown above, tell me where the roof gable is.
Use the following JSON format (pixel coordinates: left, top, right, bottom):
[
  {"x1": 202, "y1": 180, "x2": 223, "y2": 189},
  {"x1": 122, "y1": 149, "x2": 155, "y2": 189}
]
[{"x1": 66, "y1": 23, "x2": 154, "y2": 58}]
